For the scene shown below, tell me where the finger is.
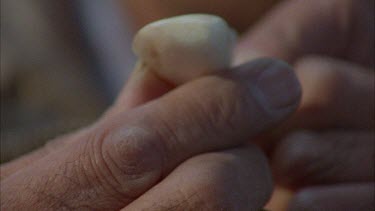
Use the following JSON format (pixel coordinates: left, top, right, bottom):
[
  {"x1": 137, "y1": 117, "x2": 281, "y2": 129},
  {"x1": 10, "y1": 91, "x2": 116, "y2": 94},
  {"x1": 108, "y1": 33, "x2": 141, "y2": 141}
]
[
  {"x1": 106, "y1": 64, "x2": 175, "y2": 115},
  {"x1": 108, "y1": 13, "x2": 237, "y2": 116},
  {"x1": 255, "y1": 56, "x2": 374, "y2": 153},
  {"x1": 1, "y1": 59, "x2": 301, "y2": 210},
  {"x1": 0, "y1": 128, "x2": 89, "y2": 180},
  {"x1": 0, "y1": 68, "x2": 173, "y2": 180},
  {"x1": 272, "y1": 131, "x2": 374, "y2": 189},
  {"x1": 0, "y1": 57, "x2": 203, "y2": 179},
  {"x1": 235, "y1": 0, "x2": 374, "y2": 67},
  {"x1": 288, "y1": 183, "x2": 375, "y2": 211},
  {"x1": 0, "y1": 56, "x2": 301, "y2": 180},
  {"x1": 2, "y1": 20, "x2": 235, "y2": 179},
  {"x1": 123, "y1": 145, "x2": 272, "y2": 211},
  {"x1": 291, "y1": 56, "x2": 374, "y2": 130}
]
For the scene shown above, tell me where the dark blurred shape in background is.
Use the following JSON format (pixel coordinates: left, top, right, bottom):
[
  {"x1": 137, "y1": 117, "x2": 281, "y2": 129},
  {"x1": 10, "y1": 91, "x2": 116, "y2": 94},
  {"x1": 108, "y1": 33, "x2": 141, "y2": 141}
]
[{"x1": 1, "y1": 0, "x2": 110, "y2": 162}]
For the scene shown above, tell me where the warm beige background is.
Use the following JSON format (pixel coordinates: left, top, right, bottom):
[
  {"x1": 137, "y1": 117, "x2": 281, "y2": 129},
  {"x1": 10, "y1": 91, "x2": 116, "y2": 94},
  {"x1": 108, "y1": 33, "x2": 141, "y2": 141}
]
[{"x1": 123, "y1": 0, "x2": 280, "y2": 32}]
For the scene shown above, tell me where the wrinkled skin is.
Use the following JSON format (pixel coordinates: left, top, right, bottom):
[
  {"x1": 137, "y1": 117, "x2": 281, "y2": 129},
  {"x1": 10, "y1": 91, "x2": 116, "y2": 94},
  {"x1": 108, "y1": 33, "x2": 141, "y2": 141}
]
[
  {"x1": 1, "y1": 0, "x2": 373, "y2": 210},
  {"x1": 0, "y1": 57, "x2": 301, "y2": 210}
]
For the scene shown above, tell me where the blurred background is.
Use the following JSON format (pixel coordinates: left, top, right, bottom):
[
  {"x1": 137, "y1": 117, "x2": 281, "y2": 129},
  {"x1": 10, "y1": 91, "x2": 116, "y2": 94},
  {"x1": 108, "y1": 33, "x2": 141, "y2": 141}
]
[{"x1": 0, "y1": 0, "x2": 280, "y2": 163}]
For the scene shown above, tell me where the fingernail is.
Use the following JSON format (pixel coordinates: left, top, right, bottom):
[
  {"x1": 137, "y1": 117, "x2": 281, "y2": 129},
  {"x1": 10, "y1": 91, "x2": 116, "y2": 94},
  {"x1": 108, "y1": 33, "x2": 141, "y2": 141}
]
[{"x1": 254, "y1": 60, "x2": 301, "y2": 112}]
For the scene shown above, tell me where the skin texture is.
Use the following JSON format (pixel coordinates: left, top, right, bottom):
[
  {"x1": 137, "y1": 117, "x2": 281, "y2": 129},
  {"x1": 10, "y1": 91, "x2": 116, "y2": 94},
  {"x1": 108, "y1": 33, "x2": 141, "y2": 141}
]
[
  {"x1": 1, "y1": 0, "x2": 373, "y2": 210},
  {"x1": 123, "y1": 146, "x2": 272, "y2": 211},
  {"x1": 0, "y1": 58, "x2": 301, "y2": 210}
]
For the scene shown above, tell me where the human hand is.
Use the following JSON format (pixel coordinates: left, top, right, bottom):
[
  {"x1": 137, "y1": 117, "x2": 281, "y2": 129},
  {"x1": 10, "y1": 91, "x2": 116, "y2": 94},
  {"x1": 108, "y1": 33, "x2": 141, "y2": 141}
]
[
  {"x1": 273, "y1": 57, "x2": 374, "y2": 210},
  {"x1": 0, "y1": 58, "x2": 301, "y2": 210},
  {"x1": 235, "y1": 0, "x2": 374, "y2": 210}
]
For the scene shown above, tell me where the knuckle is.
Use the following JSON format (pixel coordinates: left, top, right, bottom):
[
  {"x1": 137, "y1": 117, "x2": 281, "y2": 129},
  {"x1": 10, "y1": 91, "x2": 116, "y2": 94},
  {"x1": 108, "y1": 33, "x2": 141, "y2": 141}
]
[
  {"x1": 275, "y1": 133, "x2": 316, "y2": 168},
  {"x1": 88, "y1": 125, "x2": 165, "y2": 197},
  {"x1": 274, "y1": 132, "x2": 322, "y2": 185},
  {"x1": 275, "y1": 132, "x2": 349, "y2": 186},
  {"x1": 107, "y1": 127, "x2": 162, "y2": 175}
]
